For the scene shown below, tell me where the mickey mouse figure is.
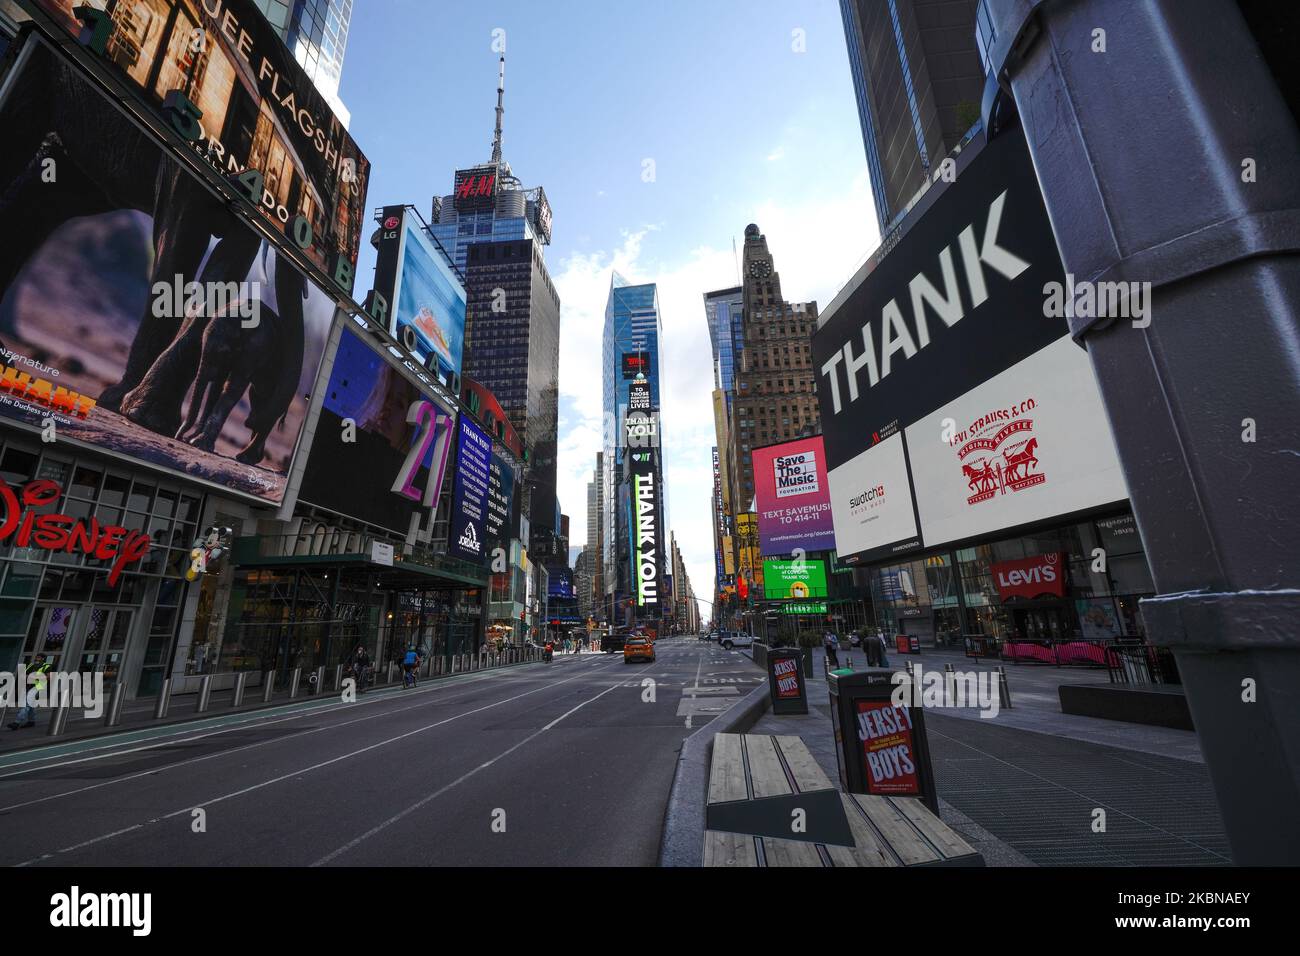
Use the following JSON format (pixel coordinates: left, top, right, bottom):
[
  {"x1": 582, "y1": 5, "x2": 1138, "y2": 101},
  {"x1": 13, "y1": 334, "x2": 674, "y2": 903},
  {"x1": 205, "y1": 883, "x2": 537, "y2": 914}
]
[{"x1": 186, "y1": 526, "x2": 233, "y2": 582}]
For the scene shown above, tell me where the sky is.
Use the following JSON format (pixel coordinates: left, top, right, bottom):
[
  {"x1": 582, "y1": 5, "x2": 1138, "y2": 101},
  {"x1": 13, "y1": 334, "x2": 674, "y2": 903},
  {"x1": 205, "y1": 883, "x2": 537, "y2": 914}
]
[{"x1": 343, "y1": 0, "x2": 879, "y2": 623}]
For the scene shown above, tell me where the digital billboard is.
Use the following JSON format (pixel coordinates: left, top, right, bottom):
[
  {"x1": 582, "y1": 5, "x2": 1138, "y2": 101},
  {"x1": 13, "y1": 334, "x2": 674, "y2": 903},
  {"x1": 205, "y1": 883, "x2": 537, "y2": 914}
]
[
  {"x1": 628, "y1": 449, "x2": 662, "y2": 611},
  {"x1": 298, "y1": 328, "x2": 454, "y2": 537},
  {"x1": 812, "y1": 124, "x2": 1129, "y2": 564},
  {"x1": 621, "y1": 352, "x2": 652, "y2": 379},
  {"x1": 752, "y1": 436, "x2": 835, "y2": 556},
  {"x1": 762, "y1": 559, "x2": 828, "y2": 600},
  {"x1": 624, "y1": 378, "x2": 657, "y2": 449},
  {"x1": 448, "y1": 417, "x2": 492, "y2": 563},
  {"x1": 453, "y1": 166, "x2": 498, "y2": 213},
  {"x1": 0, "y1": 39, "x2": 335, "y2": 504},
  {"x1": 23, "y1": 0, "x2": 370, "y2": 278},
  {"x1": 484, "y1": 450, "x2": 517, "y2": 554},
  {"x1": 389, "y1": 214, "x2": 466, "y2": 380}
]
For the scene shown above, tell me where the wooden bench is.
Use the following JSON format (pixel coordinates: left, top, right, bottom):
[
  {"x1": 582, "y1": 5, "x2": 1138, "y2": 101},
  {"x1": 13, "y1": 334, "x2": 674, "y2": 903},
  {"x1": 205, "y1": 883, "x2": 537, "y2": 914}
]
[{"x1": 703, "y1": 733, "x2": 983, "y2": 867}]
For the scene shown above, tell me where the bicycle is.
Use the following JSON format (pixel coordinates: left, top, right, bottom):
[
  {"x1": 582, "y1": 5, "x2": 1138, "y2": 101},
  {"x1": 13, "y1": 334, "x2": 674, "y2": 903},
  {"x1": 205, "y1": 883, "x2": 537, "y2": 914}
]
[{"x1": 402, "y1": 663, "x2": 419, "y2": 689}]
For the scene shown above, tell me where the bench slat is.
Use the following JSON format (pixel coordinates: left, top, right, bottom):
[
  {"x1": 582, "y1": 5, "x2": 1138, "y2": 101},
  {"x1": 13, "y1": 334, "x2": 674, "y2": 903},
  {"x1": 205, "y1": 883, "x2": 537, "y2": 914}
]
[
  {"x1": 762, "y1": 836, "x2": 825, "y2": 868},
  {"x1": 889, "y1": 796, "x2": 978, "y2": 861},
  {"x1": 837, "y1": 794, "x2": 899, "y2": 867},
  {"x1": 851, "y1": 794, "x2": 942, "y2": 866},
  {"x1": 746, "y1": 736, "x2": 794, "y2": 799},
  {"x1": 708, "y1": 734, "x2": 749, "y2": 805},
  {"x1": 773, "y1": 735, "x2": 834, "y2": 793},
  {"x1": 703, "y1": 830, "x2": 759, "y2": 867}
]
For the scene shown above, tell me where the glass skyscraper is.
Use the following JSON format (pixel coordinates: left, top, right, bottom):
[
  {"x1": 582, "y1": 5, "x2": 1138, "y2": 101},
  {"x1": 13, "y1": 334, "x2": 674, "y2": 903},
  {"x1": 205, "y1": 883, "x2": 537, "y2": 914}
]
[
  {"x1": 252, "y1": 0, "x2": 353, "y2": 125},
  {"x1": 601, "y1": 275, "x2": 666, "y2": 617},
  {"x1": 704, "y1": 286, "x2": 744, "y2": 408}
]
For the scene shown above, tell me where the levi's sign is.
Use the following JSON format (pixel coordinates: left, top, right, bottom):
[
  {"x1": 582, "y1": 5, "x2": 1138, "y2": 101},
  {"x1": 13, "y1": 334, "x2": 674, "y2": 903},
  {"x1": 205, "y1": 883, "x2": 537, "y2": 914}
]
[{"x1": 991, "y1": 552, "x2": 1066, "y2": 601}]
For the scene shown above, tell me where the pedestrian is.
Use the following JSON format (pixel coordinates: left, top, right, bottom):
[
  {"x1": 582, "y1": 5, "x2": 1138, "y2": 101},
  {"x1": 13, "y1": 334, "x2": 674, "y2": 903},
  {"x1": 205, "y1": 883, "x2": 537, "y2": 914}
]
[
  {"x1": 8, "y1": 653, "x2": 51, "y2": 730},
  {"x1": 876, "y1": 629, "x2": 891, "y2": 669},
  {"x1": 823, "y1": 630, "x2": 840, "y2": 670}
]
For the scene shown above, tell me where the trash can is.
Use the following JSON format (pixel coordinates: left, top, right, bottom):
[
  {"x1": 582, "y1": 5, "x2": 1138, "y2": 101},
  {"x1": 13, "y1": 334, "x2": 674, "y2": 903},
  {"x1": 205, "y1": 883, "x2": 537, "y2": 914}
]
[
  {"x1": 827, "y1": 668, "x2": 939, "y2": 816},
  {"x1": 765, "y1": 647, "x2": 808, "y2": 715}
]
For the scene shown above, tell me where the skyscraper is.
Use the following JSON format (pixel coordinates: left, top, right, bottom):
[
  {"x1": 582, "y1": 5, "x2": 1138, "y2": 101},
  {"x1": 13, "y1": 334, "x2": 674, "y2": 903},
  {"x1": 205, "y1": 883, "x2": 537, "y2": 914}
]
[
  {"x1": 704, "y1": 287, "x2": 745, "y2": 404},
  {"x1": 462, "y1": 238, "x2": 560, "y2": 544},
  {"x1": 839, "y1": 0, "x2": 985, "y2": 233},
  {"x1": 435, "y1": 54, "x2": 560, "y2": 553},
  {"x1": 725, "y1": 225, "x2": 819, "y2": 516},
  {"x1": 601, "y1": 276, "x2": 666, "y2": 622},
  {"x1": 252, "y1": 0, "x2": 353, "y2": 124},
  {"x1": 428, "y1": 56, "x2": 552, "y2": 276}
]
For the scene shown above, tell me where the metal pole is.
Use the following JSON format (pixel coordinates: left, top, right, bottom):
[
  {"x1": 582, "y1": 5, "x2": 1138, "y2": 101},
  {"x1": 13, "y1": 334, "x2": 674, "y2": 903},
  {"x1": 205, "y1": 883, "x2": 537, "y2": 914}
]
[
  {"x1": 313, "y1": 666, "x2": 325, "y2": 695},
  {"x1": 289, "y1": 667, "x2": 302, "y2": 699},
  {"x1": 983, "y1": 0, "x2": 1300, "y2": 863},
  {"x1": 154, "y1": 678, "x2": 172, "y2": 719},
  {"x1": 231, "y1": 671, "x2": 248, "y2": 708},
  {"x1": 263, "y1": 670, "x2": 276, "y2": 703},
  {"x1": 996, "y1": 666, "x2": 1012, "y2": 710},
  {"x1": 333, "y1": 664, "x2": 344, "y2": 690},
  {"x1": 104, "y1": 682, "x2": 127, "y2": 727},
  {"x1": 47, "y1": 687, "x2": 72, "y2": 736},
  {"x1": 195, "y1": 675, "x2": 213, "y2": 713},
  {"x1": 386, "y1": 661, "x2": 396, "y2": 684}
]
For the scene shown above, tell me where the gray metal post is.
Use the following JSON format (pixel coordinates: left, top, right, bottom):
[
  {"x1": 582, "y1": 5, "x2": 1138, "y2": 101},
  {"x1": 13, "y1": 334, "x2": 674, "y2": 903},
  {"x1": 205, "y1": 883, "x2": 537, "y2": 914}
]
[
  {"x1": 154, "y1": 679, "x2": 172, "y2": 719},
  {"x1": 983, "y1": 0, "x2": 1300, "y2": 863},
  {"x1": 231, "y1": 671, "x2": 248, "y2": 708},
  {"x1": 996, "y1": 666, "x2": 1012, "y2": 710},
  {"x1": 195, "y1": 675, "x2": 213, "y2": 713},
  {"x1": 289, "y1": 667, "x2": 302, "y2": 699},
  {"x1": 313, "y1": 666, "x2": 325, "y2": 695},
  {"x1": 387, "y1": 661, "x2": 396, "y2": 684},
  {"x1": 104, "y1": 682, "x2": 127, "y2": 727},
  {"x1": 333, "y1": 664, "x2": 344, "y2": 690},
  {"x1": 263, "y1": 670, "x2": 276, "y2": 703},
  {"x1": 47, "y1": 687, "x2": 72, "y2": 736}
]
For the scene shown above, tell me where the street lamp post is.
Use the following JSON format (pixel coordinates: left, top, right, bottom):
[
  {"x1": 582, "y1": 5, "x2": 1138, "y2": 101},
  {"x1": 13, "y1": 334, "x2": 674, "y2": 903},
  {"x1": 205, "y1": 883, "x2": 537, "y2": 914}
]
[{"x1": 982, "y1": 0, "x2": 1300, "y2": 863}]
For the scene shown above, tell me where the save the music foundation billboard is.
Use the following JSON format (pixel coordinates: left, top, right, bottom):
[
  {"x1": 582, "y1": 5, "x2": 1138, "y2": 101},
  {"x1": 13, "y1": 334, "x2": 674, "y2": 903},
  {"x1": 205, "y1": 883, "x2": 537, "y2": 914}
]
[{"x1": 812, "y1": 124, "x2": 1130, "y2": 565}]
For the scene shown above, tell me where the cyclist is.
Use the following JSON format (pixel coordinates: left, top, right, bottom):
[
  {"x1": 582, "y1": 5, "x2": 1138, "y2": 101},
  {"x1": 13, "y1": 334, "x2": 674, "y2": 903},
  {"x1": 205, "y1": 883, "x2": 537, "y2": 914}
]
[
  {"x1": 402, "y1": 646, "x2": 419, "y2": 688},
  {"x1": 348, "y1": 643, "x2": 372, "y2": 692}
]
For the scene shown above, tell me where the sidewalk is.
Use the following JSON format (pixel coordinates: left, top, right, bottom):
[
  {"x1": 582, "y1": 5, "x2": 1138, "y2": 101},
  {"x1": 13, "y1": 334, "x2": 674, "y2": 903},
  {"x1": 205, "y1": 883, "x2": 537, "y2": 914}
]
[
  {"x1": 745, "y1": 649, "x2": 1230, "y2": 866},
  {"x1": 0, "y1": 655, "x2": 536, "y2": 758}
]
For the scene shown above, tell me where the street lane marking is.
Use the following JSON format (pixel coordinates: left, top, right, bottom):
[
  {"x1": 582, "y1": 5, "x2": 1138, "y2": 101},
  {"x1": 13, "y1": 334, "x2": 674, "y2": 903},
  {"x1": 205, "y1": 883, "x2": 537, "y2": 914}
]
[
  {"x1": 12, "y1": 661, "x2": 617, "y2": 867},
  {"x1": 310, "y1": 678, "x2": 626, "y2": 866}
]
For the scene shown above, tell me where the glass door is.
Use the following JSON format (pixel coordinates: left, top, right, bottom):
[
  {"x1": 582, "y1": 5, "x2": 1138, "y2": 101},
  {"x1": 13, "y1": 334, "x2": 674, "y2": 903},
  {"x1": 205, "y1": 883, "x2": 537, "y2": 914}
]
[
  {"x1": 22, "y1": 605, "x2": 76, "y2": 672},
  {"x1": 76, "y1": 606, "x2": 135, "y2": 691}
]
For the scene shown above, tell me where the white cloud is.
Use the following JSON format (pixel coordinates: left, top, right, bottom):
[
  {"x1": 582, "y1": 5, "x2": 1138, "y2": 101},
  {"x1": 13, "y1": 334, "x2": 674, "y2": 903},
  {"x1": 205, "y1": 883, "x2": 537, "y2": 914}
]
[
  {"x1": 766, "y1": 146, "x2": 786, "y2": 162},
  {"x1": 552, "y1": 169, "x2": 876, "y2": 623}
]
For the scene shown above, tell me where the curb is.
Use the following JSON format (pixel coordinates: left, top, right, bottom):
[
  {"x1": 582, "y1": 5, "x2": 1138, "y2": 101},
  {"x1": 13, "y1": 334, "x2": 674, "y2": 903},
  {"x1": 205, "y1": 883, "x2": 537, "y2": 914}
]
[{"x1": 658, "y1": 679, "x2": 772, "y2": 868}]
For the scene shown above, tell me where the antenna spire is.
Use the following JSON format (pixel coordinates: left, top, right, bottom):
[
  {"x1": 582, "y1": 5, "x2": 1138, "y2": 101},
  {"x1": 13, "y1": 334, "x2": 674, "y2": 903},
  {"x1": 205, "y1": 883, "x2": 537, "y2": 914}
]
[{"x1": 491, "y1": 54, "x2": 505, "y2": 166}]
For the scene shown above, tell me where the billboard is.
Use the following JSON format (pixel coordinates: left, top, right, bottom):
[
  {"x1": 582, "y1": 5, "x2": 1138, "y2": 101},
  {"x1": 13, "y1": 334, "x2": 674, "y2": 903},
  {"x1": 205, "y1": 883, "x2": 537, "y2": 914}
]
[
  {"x1": 0, "y1": 39, "x2": 335, "y2": 504},
  {"x1": 382, "y1": 209, "x2": 465, "y2": 380},
  {"x1": 762, "y1": 559, "x2": 828, "y2": 599},
  {"x1": 628, "y1": 449, "x2": 662, "y2": 611},
  {"x1": 448, "y1": 417, "x2": 492, "y2": 563},
  {"x1": 298, "y1": 328, "x2": 454, "y2": 537},
  {"x1": 624, "y1": 378, "x2": 657, "y2": 449},
  {"x1": 23, "y1": 0, "x2": 370, "y2": 279},
  {"x1": 484, "y1": 450, "x2": 517, "y2": 553},
  {"x1": 752, "y1": 436, "x2": 835, "y2": 556},
  {"x1": 453, "y1": 166, "x2": 498, "y2": 213},
  {"x1": 621, "y1": 352, "x2": 652, "y2": 379},
  {"x1": 812, "y1": 124, "x2": 1128, "y2": 564}
]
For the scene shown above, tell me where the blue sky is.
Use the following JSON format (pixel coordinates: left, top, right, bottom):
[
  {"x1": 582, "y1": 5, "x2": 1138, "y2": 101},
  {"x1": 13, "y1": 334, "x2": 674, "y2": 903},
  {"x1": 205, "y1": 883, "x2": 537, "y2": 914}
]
[{"x1": 343, "y1": 0, "x2": 879, "y2": 620}]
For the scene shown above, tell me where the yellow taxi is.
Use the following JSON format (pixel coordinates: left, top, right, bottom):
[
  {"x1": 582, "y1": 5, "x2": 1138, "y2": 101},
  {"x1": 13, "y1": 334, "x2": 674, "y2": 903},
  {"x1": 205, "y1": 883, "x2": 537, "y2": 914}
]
[{"x1": 623, "y1": 635, "x2": 656, "y2": 664}]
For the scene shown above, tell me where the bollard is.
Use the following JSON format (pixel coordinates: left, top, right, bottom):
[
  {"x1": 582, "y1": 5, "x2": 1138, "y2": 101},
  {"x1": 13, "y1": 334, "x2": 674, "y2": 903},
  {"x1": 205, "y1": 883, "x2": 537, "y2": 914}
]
[
  {"x1": 47, "y1": 687, "x2": 72, "y2": 736},
  {"x1": 996, "y1": 666, "x2": 1012, "y2": 710},
  {"x1": 387, "y1": 661, "x2": 396, "y2": 684},
  {"x1": 313, "y1": 666, "x2": 325, "y2": 695},
  {"x1": 424, "y1": 656, "x2": 433, "y2": 679},
  {"x1": 289, "y1": 667, "x2": 302, "y2": 699},
  {"x1": 195, "y1": 674, "x2": 213, "y2": 713},
  {"x1": 263, "y1": 670, "x2": 276, "y2": 703},
  {"x1": 154, "y1": 679, "x2": 172, "y2": 719},
  {"x1": 0, "y1": 704, "x2": 6, "y2": 728},
  {"x1": 231, "y1": 671, "x2": 248, "y2": 708},
  {"x1": 104, "y1": 682, "x2": 127, "y2": 727},
  {"x1": 943, "y1": 662, "x2": 956, "y2": 674},
  {"x1": 333, "y1": 664, "x2": 344, "y2": 690}
]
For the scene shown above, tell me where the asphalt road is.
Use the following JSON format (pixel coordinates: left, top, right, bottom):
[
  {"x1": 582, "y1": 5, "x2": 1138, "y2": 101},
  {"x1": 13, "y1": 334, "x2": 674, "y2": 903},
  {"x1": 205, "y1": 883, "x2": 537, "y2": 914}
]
[{"x1": 0, "y1": 637, "x2": 761, "y2": 867}]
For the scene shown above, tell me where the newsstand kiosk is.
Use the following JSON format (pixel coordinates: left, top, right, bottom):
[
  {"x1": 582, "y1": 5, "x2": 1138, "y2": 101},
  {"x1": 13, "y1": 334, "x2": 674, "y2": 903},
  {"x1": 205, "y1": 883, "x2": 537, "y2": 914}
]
[{"x1": 827, "y1": 668, "x2": 940, "y2": 816}]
